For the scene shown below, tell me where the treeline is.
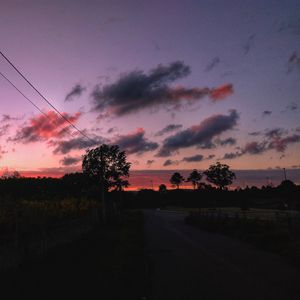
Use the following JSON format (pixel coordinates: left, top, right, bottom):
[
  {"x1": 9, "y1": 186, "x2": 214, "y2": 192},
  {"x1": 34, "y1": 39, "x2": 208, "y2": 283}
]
[
  {"x1": 0, "y1": 172, "x2": 299, "y2": 210},
  {"x1": 122, "y1": 181, "x2": 300, "y2": 210},
  {"x1": 0, "y1": 173, "x2": 100, "y2": 201}
]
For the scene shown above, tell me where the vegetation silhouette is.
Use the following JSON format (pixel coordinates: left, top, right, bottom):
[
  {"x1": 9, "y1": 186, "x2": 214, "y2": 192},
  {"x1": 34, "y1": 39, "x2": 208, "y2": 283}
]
[
  {"x1": 159, "y1": 184, "x2": 167, "y2": 193},
  {"x1": 82, "y1": 144, "x2": 131, "y2": 223},
  {"x1": 203, "y1": 162, "x2": 236, "y2": 190},
  {"x1": 170, "y1": 172, "x2": 185, "y2": 189},
  {"x1": 1, "y1": 150, "x2": 300, "y2": 276},
  {"x1": 186, "y1": 169, "x2": 202, "y2": 190}
]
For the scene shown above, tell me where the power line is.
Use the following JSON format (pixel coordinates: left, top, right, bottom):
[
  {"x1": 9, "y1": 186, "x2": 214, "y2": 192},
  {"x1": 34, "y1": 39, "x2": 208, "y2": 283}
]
[
  {"x1": 0, "y1": 71, "x2": 47, "y2": 117},
  {"x1": 0, "y1": 50, "x2": 95, "y2": 143},
  {"x1": 0, "y1": 70, "x2": 77, "y2": 140},
  {"x1": 0, "y1": 70, "x2": 95, "y2": 147}
]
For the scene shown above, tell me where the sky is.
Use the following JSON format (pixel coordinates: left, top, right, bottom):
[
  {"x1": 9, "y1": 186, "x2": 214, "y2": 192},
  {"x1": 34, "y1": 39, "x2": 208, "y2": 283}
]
[{"x1": 0, "y1": 0, "x2": 300, "y2": 187}]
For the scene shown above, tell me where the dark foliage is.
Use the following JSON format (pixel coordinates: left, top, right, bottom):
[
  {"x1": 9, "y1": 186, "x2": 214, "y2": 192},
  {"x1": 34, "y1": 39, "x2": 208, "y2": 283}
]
[
  {"x1": 0, "y1": 173, "x2": 99, "y2": 201},
  {"x1": 204, "y1": 162, "x2": 236, "y2": 189},
  {"x1": 170, "y1": 172, "x2": 185, "y2": 189},
  {"x1": 82, "y1": 144, "x2": 131, "y2": 192},
  {"x1": 186, "y1": 169, "x2": 202, "y2": 190}
]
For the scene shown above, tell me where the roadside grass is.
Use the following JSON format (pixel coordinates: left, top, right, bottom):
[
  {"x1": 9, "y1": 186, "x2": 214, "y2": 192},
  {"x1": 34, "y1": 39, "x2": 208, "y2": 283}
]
[
  {"x1": 0, "y1": 210, "x2": 146, "y2": 300},
  {"x1": 185, "y1": 208, "x2": 300, "y2": 266},
  {"x1": 166, "y1": 206, "x2": 299, "y2": 220}
]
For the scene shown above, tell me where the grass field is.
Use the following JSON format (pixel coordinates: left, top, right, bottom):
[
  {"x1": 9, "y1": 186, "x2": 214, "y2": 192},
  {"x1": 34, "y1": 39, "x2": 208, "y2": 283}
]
[
  {"x1": 185, "y1": 206, "x2": 300, "y2": 266},
  {"x1": 0, "y1": 210, "x2": 146, "y2": 300},
  {"x1": 166, "y1": 206, "x2": 299, "y2": 221}
]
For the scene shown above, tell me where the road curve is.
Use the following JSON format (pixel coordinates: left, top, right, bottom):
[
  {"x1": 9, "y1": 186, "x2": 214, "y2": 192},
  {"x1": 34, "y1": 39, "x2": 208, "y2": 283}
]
[{"x1": 144, "y1": 209, "x2": 300, "y2": 300}]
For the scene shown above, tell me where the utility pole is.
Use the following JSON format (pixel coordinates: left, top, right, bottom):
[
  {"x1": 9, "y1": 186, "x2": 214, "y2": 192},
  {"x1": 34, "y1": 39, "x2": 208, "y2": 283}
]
[
  {"x1": 283, "y1": 168, "x2": 287, "y2": 181},
  {"x1": 100, "y1": 148, "x2": 106, "y2": 224}
]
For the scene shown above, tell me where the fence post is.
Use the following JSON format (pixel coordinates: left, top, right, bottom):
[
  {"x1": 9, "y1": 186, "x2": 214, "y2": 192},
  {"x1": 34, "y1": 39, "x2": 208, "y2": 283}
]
[{"x1": 14, "y1": 205, "x2": 19, "y2": 250}]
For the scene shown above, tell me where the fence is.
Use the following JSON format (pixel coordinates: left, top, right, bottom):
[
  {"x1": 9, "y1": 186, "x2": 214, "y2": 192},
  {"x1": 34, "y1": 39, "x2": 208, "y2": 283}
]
[{"x1": 187, "y1": 207, "x2": 300, "y2": 232}]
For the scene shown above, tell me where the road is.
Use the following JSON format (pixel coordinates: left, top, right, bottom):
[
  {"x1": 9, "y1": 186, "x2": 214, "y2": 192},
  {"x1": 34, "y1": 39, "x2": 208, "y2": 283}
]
[{"x1": 144, "y1": 209, "x2": 300, "y2": 300}]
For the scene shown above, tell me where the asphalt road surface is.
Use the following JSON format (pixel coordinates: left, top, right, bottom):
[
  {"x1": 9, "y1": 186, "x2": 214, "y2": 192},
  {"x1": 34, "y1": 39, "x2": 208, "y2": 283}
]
[{"x1": 144, "y1": 209, "x2": 300, "y2": 300}]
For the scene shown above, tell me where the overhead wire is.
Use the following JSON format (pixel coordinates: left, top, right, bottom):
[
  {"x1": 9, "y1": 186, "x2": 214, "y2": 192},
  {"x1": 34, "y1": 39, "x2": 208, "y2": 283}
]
[
  {"x1": 0, "y1": 69, "x2": 102, "y2": 154},
  {"x1": 0, "y1": 70, "x2": 83, "y2": 143},
  {"x1": 0, "y1": 71, "x2": 48, "y2": 117},
  {"x1": 0, "y1": 71, "x2": 99, "y2": 150},
  {"x1": 0, "y1": 50, "x2": 95, "y2": 143}
]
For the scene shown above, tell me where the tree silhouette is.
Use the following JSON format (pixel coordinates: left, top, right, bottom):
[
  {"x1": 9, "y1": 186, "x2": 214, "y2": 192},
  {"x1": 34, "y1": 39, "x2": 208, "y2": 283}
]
[
  {"x1": 82, "y1": 144, "x2": 131, "y2": 222},
  {"x1": 114, "y1": 178, "x2": 129, "y2": 191},
  {"x1": 204, "y1": 162, "x2": 236, "y2": 190},
  {"x1": 82, "y1": 144, "x2": 130, "y2": 190},
  {"x1": 187, "y1": 169, "x2": 202, "y2": 190},
  {"x1": 159, "y1": 184, "x2": 167, "y2": 193},
  {"x1": 170, "y1": 172, "x2": 185, "y2": 189}
]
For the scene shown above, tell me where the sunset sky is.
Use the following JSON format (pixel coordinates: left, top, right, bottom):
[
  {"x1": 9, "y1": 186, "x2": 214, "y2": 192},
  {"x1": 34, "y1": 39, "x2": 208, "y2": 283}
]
[{"x1": 0, "y1": 0, "x2": 300, "y2": 187}]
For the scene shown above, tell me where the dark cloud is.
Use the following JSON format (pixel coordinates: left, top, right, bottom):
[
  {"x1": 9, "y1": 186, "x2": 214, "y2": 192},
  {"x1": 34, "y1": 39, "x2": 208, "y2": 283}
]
[
  {"x1": 182, "y1": 154, "x2": 204, "y2": 162},
  {"x1": 1, "y1": 114, "x2": 24, "y2": 123},
  {"x1": 268, "y1": 134, "x2": 300, "y2": 152},
  {"x1": 65, "y1": 84, "x2": 86, "y2": 102},
  {"x1": 107, "y1": 127, "x2": 118, "y2": 134},
  {"x1": 206, "y1": 154, "x2": 215, "y2": 160},
  {"x1": 51, "y1": 136, "x2": 105, "y2": 155},
  {"x1": 264, "y1": 128, "x2": 285, "y2": 139},
  {"x1": 91, "y1": 61, "x2": 233, "y2": 117},
  {"x1": 0, "y1": 124, "x2": 10, "y2": 137},
  {"x1": 243, "y1": 141, "x2": 268, "y2": 154},
  {"x1": 223, "y1": 152, "x2": 242, "y2": 160},
  {"x1": 155, "y1": 124, "x2": 183, "y2": 137},
  {"x1": 248, "y1": 131, "x2": 261, "y2": 136},
  {"x1": 287, "y1": 52, "x2": 300, "y2": 73},
  {"x1": 163, "y1": 159, "x2": 178, "y2": 166},
  {"x1": 279, "y1": 17, "x2": 300, "y2": 35},
  {"x1": 243, "y1": 34, "x2": 255, "y2": 55},
  {"x1": 282, "y1": 102, "x2": 298, "y2": 113},
  {"x1": 204, "y1": 57, "x2": 220, "y2": 72},
  {"x1": 222, "y1": 141, "x2": 267, "y2": 160},
  {"x1": 223, "y1": 128, "x2": 300, "y2": 160},
  {"x1": 287, "y1": 102, "x2": 298, "y2": 111},
  {"x1": 130, "y1": 160, "x2": 139, "y2": 166},
  {"x1": 216, "y1": 137, "x2": 236, "y2": 146},
  {"x1": 0, "y1": 146, "x2": 6, "y2": 159},
  {"x1": 60, "y1": 156, "x2": 81, "y2": 166},
  {"x1": 9, "y1": 111, "x2": 81, "y2": 144},
  {"x1": 114, "y1": 128, "x2": 159, "y2": 155},
  {"x1": 156, "y1": 110, "x2": 239, "y2": 157},
  {"x1": 146, "y1": 160, "x2": 155, "y2": 167},
  {"x1": 90, "y1": 127, "x2": 102, "y2": 133},
  {"x1": 262, "y1": 110, "x2": 272, "y2": 117}
]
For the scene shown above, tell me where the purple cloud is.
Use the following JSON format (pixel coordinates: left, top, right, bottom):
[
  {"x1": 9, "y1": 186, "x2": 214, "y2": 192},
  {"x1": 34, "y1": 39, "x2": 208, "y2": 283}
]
[
  {"x1": 91, "y1": 61, "x2": 233, "y2": 117},
  {"x1": 182, "y1": 154, "x2": 204, "y2": 162},
  {"x1": 60, "y1": 156, "x2": 81, "y2": 166},
  {"x1": 114, "y1": 128, "x2": 158, "y2": 155},
  {"x1": 262, "y1": 110, "x2": 272, "y2": 117},
  {"x1": 156, "y1": 110, "x2": 239, "y2": 157},
  {"x1": 155, "y1": 124, "x2": 183, "y2": 137},
  {"x1": 65, "y1": 84, "x2": 86, "y2": 102},
  {"x1": 51, "y1": 135, "x2": 105, "y2": 154},
  {"x1": 163, "y1": 159, "x2": 178, "y2": 166}
]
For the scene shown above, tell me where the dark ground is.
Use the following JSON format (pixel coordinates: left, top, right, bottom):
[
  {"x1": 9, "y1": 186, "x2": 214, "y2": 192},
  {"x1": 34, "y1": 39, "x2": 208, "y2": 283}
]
[
  {"x1": 0, "y1": 211, "x2": 146, "y2": 300},
  {"x1": 1, "y1": 209, "x2": 300, "y2": 300},
  {"x1": 144, "y1": 209, "x2": 300, "y2": 300}
]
